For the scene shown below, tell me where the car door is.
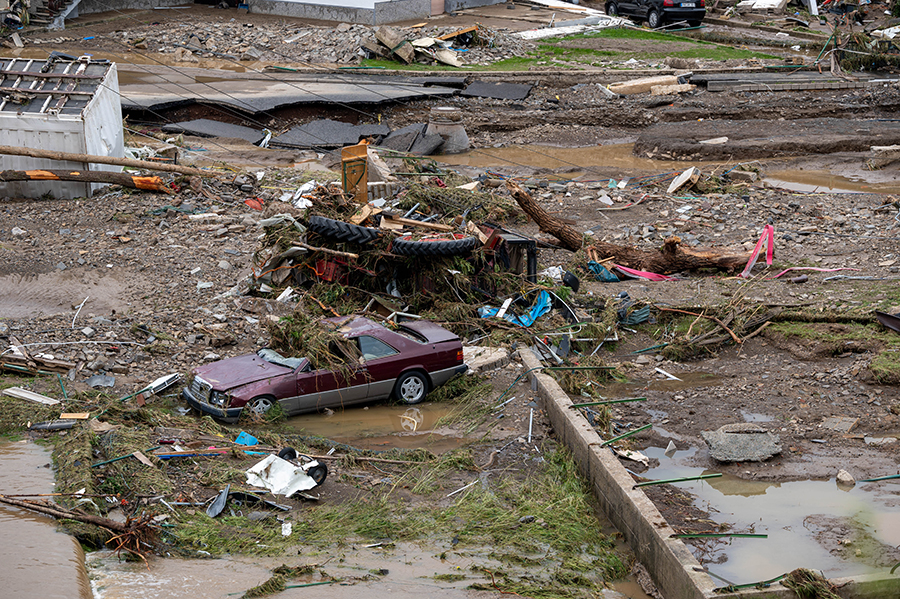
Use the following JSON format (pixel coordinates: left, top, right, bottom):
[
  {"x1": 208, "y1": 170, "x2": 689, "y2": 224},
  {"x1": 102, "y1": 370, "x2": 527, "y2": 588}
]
[
  {"x1": 293, "y1": 360, "x2": 370, "y2": 414},
  {"x1": 356, "y1": 334, "x2": 404, "y2": 400},
  {"x1": 618, "y1": 0, "x2": 642, "y2": 18}
]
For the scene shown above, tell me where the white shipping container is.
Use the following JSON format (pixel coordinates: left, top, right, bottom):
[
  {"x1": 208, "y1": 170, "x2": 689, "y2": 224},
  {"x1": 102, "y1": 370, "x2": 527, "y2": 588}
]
[{"x1": 0, "y1": 56, "x2": 124, "y2": 200}]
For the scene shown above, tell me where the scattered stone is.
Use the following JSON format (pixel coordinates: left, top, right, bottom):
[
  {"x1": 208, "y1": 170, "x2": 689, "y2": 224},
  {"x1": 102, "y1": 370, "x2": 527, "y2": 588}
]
[
  {"x1": 81, "y1": 327, "x2": 96, "y2": 338},
  {"x1": 701, "y1": 423, "x2": 782, "y2": 462},
  {"x1": 836, "y1": 469, "x2": 855, "y2": 486}
]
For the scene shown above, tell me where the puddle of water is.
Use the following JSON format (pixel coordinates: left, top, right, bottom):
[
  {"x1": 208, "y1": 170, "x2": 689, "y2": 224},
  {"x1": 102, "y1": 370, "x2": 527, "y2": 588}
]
[
  {"x1": 642, "y1": 446, "x2": 899, "y2": 584},
  {"x1": 602, "y1": 372, "x2": 722, "y2": 396},
  {"x1": 283, "y1": 403, "x2": 468, "y2": 453},
  {"x1": 766, "y1": 169, "x2": 900, "y2": 194},
  {"x1": 0, "y1": 440, "x2": 92, "y2": 599},
  {"x1": 437, "y1": 144, "x2": 900, "y2": 193},
  {"x1": 740, "y1": 410, "x2": 774, "y2": 423},
  {"x1": 436, "y1": 143, "x2": 721, "y2": 178}
]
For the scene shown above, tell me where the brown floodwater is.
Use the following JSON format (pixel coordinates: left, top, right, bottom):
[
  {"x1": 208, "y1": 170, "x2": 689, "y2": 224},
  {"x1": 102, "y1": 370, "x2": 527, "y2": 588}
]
[
  {"x1": 283, "y1": 403, "x2": 469, "y2": 453},
  {"x1": 641, "y1": 446, "x2": 900, "y2": 584},
  {"x1": 0, "y1": 440, "x2": 92, "y2": 599},
  {"x1": 437, "y1": 145, "x2": 900, "y2": 194}
]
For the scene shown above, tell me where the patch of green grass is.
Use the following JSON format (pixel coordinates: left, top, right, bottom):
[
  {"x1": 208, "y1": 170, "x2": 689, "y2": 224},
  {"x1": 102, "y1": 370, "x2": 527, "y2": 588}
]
[{"x1": 870, "y1": 350, "x2": 900, "y2": 384}]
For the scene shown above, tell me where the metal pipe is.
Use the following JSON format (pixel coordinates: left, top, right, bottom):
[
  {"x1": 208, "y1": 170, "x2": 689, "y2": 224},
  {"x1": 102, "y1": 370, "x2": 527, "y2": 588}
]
[
  {"x1": 633, "y1": 473, "x2": 722, "y2": 488},
  {"x1": 600, "y1": 423, "x2": 652, "y2": 447}
]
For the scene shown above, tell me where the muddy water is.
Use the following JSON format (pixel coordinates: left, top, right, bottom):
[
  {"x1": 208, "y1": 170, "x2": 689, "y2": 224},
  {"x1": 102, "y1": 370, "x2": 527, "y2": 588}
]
[
  {"x1": 437, "y1": 145, "x2": 900, "y2": 194},
  {"x1": 437, "y1": 143, "x2": 717, "y2": 180},
  {"x1": 0, "y1": 440, "x2": 92, "y2": 599},
  {"x1": 642, "y1": 446, "x2": 900, "y2": 584},
  {"x1": 284, "y1": 403, "x2": 468, "y2": 453}
]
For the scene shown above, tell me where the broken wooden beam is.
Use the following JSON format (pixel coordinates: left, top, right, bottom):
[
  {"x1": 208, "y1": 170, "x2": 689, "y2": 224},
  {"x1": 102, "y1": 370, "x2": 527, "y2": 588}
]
[
  {"x1": 0, "y1": 145, "x2": 223, "y2": 178},
  {"x1": 0, "y1": 169, "x2": 173, "y2": 194}
]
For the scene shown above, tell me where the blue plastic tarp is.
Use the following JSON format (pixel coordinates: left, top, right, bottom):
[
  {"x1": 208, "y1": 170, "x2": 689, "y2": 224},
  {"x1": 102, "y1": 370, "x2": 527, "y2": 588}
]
[{"x1": 478, "y1": 290, "x2": 551, "y2": 327}]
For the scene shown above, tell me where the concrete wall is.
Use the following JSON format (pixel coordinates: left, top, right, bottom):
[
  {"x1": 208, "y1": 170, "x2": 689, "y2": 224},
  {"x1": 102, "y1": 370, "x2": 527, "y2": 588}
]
[
  {"x1": 248, "y1": 0, "x2": 429, "y2": 24},
  {"x1": 518, "y1": 348, "x2": 900, "y2": 599},
  {"x1": 79, "y1": 0, "x2": 186, "y2": 14},
  {"x1": 519, "y1": 349, "x2": 715, "y2": 599},
  {"x1": 444, "y1": 0, "x2": 501, "y2": 12},
  {"x1": 78, "y1": 0, "x2": 429, "y2": 23}
]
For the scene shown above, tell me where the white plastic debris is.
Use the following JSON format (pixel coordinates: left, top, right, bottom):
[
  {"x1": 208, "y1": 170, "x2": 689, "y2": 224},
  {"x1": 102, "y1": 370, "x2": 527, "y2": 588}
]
[{"x1": 246, "y1": 454, "x2": 320, "y2": 497}]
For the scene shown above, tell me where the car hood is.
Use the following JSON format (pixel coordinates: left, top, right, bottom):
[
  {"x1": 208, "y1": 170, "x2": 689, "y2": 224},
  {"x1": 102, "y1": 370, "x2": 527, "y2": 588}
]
[{"x1": 193, "y1": 354, "x2": 293, "y2": 390}]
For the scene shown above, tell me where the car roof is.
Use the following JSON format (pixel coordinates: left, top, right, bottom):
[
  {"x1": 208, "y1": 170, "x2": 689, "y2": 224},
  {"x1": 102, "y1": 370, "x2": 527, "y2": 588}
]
[{"x1": 321, "y1": 315, "x2": 386, "y2": 337}]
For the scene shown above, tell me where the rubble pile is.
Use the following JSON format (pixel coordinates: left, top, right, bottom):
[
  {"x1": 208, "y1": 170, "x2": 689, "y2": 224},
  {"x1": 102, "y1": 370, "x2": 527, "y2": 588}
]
[{"x1": 29, "y1": 21, "x2": 531, "y2": 66}]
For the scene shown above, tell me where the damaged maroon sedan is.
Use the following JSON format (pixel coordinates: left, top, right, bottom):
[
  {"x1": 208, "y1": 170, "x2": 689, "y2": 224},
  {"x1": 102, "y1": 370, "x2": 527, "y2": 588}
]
[{"x1": 182, "y1": 315, "x2": 467, "y2": 423}]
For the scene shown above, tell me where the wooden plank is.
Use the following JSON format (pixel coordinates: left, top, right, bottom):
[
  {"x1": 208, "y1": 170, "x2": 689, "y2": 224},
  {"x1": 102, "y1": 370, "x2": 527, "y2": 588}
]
[
  {"x1": 350, "y1": 204, "x2": 377, "y2": 225},
  {"x1": 3, "y1": 387, "x2": 61, "y2": 405},
  {"x1": 438, "y1": 26, "x2": 478, "y2": 40},
  {"x1": 381, "y1": 215, "x2": 453, "y2": 231},
  {"x1": 132, "y1": 451, "x2": 156, "y2": 468},
  {"x1": 60, "y1": 412, "x2": 90, "y2": 419}
]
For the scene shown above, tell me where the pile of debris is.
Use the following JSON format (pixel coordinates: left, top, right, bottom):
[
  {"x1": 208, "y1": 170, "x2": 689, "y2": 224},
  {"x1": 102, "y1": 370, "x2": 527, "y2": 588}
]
[{"x1": 27, "y1": 21, "x2": 531, "y2": 67}]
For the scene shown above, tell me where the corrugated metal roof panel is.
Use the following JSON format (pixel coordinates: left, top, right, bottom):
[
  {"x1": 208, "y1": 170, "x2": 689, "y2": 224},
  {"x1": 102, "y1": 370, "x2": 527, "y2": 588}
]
[{"x1": 0, "y1": 56, "x2": 113, "y2": 117}]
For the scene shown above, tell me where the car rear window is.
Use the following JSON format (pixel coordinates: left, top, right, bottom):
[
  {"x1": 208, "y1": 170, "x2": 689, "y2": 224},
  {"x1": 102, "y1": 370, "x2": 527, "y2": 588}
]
[{"x1": 395, "y1": 326, "x2": 428, "y2": 344}]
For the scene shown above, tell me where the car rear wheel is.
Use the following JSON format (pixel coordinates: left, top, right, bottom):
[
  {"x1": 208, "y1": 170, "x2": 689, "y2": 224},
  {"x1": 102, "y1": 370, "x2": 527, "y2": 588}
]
[
  {"x1": 647, "y1": 9, "x2": 661, "y2": 28},
  {"x1": 307, "y1": 465, "x2": 328, "y2": 486},
  {"x1": 687, "y1": 20, "x2": 702, "y2": 27},
  {"x1": 248, "y1": 395, "x2": 275, "y2": 416},
  {"x1": 394, "y1": 371, "x2": 429, "y2": 405},
  {"x1": 605, "y1": 1, "x2": 618, "y2": 15}
]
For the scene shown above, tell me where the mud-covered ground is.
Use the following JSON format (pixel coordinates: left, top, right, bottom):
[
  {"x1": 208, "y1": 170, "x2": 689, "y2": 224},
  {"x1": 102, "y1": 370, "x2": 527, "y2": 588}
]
[{"x1": 4, "y1": 5, "x2": 900, "y2": 592}]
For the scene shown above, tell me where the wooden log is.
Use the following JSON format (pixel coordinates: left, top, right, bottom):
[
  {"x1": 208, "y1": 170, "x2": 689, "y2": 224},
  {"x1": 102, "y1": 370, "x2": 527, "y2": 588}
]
[
  {"x1": 380, "y1": 215, "x2": 452, "y2": 231},
  {"x1": 590, "y1": 237, "x2": 753, "y2": 274},
  {"x1": 0, "y1": 496, "x2": 129, "y2": 533},
  {"x1": 506, "y1": 180, "x2": 583, "y2": 251},
  {"x1": 0, "y1": 169, "x2": 172, "y2": 194},
  {"x1": 0, "y1": 145, "x2": 224, "y2": 178}
]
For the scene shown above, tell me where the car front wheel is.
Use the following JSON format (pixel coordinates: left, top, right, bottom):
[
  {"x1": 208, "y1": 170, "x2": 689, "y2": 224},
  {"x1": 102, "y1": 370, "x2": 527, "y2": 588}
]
[
  {"x1": 647, "y1": 9, "x2": 661, "y2": 28},
  {"x1": 394, "y1": 371, "x2": 429, "y2": 405},
  {"x1": 605, "y1": 1, "x2": 618, "y2": 15},
  {"x1": 248, "y1": 395, "x2": 275, "y2": 416}
]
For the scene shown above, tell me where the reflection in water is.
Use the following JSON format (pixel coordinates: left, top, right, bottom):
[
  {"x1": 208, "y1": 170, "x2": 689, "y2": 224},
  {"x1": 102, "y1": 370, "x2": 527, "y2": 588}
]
[
  {"x1": 437, "y1": 144, "x2": 900, "y2": 194},
  {"x1": 603, "y1": 372, "x2": 722, "y2": 396},
  {"x1": 0, "y1": 441, "x2": 92, "y2": 599},
  {"x1": 284, "y1": 403, "x2": 467, "y2": 452},
  {"x1": 641, "y1": 446, "x2": 899, "y2": 583}
]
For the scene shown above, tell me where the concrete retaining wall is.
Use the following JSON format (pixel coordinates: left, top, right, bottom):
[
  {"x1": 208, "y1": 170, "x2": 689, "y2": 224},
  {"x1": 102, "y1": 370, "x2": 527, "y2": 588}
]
[
  {"x1": 246, "y1": 0, "x2": 429, "y2": 24},
  {"x1": 78, "y1": 0, "x2": 430, "y2": 24},
  {"x1": 79, "y1": 0, "x2": 186, "y2": 14},
  {"x1": 518, "y1": 349, "x2": 900, "y2": 599},
  {"x1": 444, "y1": 0, "x2": 502, "y2": 13}
]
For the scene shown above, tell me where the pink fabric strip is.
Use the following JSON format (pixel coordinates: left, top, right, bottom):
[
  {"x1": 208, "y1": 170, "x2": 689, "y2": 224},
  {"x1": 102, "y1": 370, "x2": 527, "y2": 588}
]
[
  {"x1": 614, "y1": 264, "x2": 676, "y2": 281},
  {"x1": 739, "y1": 224, "x2": 775, "y2": 278}
]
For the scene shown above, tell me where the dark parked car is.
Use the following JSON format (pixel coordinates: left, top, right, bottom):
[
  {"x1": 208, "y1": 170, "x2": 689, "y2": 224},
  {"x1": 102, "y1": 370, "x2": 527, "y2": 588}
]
[
  {"x1": 182, "y1": 316, "x2": 467, "y2": 423},
  {"x1": 605, "y1": 0, "x2": 705, "y2": 28}
]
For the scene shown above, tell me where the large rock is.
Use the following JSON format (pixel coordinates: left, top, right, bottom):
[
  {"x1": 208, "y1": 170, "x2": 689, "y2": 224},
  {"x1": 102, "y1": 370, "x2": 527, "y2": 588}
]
[{"x1": 701, "y1": 423, "x2": 781, "y2": 462}]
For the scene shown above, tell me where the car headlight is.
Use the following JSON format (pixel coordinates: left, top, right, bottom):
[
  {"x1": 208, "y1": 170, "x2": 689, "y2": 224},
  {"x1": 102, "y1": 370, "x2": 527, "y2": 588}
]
[{"x1": 210, "y1": 391, "x2": 230, "y2": 406}]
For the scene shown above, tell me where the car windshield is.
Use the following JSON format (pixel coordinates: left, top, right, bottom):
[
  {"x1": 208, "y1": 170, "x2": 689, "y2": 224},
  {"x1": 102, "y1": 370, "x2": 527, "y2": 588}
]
[{"x1": 257, "y1": 348, "x2": 307, "y2": 370}]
